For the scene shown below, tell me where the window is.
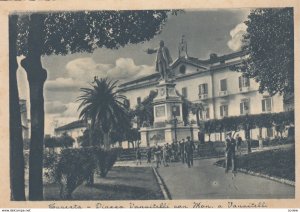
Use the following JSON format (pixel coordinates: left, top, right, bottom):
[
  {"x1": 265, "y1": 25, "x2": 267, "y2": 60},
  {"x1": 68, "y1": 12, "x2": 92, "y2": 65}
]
[
  {"x1": 220, "y1": 105, "x2": 228, "y2": 117},
  {"x1": 240, "y1": 99, "x2": 250, "y2": 115},
  {"x1": 179, "y1": 65, "x2": 186, "y2": 74},
  {"x1": 198, "y1": 83, "x2": 208, "y2": 95},
  {"x1": 137, "y1": 97, "x2": 141, "y2": 105},
  {"x1": 182, "y1": 87, "x2": 188, "y2": 98},
  {"x1": 220, "y1": 79, "x2": 227, "y2": 91},
  {"x1": 239, "y1": 76, "x2": 250, "y2": 91},
  {"x1": 262, "y1": 97, "x2": 272, "y2": 112}
]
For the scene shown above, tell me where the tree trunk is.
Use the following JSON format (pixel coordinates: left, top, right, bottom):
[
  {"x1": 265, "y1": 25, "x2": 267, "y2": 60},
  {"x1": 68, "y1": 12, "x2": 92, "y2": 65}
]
[
  {"x1": 21, "y1": 13, "x2": 47, "y2": 200},
  {"x1": 9, "y1": 14, "x2": 26, "y2": 201},
  {"x1": 103, "y1": 132, "x2": 110, "y2": 150}
]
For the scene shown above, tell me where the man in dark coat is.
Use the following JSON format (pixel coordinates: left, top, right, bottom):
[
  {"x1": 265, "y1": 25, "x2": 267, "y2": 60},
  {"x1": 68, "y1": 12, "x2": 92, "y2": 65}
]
[
  {"x1": 146, "y1": 148, "x2": 152, "y2": 163},
  {"x1": 179, "y1": 139, "x2": 185, "y2": 163},
  {"x1": 225, "y1": 132, "x2": 236, "y2": 173},
  {"x1": 185, "y1": 136, "x2": 195, "y2": 168}
]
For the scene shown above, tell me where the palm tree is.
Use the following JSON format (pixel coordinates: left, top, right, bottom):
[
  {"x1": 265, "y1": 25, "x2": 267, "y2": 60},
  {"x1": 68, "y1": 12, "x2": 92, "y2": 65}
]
[{"x1": 77, "y1": 78, "x2": 130, "y2": 149}]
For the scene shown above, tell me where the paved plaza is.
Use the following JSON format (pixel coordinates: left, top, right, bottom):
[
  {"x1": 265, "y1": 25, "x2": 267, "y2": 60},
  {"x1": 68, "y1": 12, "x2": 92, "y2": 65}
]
[{"x1": 156, "y1": 158, "x2": 295, "y2": 199}]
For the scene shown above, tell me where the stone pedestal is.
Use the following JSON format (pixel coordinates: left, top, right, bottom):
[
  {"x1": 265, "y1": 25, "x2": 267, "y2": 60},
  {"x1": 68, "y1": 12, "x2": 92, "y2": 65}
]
[
  {"x1": 153, "y1": 80, "x2": 183, "y2": 125},
  {"x1": 139, "y1": 79, "x2": 199, "y2": 147}
]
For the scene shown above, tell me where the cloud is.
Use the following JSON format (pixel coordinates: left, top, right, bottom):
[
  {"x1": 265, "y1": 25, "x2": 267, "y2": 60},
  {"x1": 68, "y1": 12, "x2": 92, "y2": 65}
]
[
  {"x1": 46, "y1": 57, "x2": 155, "y2": 94},
  {"x1": 66, "y1": 57, "x2": 113, "y2": 81},
  {"x1": 66, "y1": 57, "x2": 155, "y2": 83},
  {"x1": 61, "y1": 102, "x2": 81, "y2": 118},
  {"x1": 44, "y1": 57, "x2": 155, "y2": 135},
  {"x1": 227, "y1": 23, "x2": 247, "y2": 51},
  {"x1": 45, "y1": 101, "x2": 68, "y2": 114},
  {"x1": 45, "y1": 77, "x2": 85, "y2": 92}
]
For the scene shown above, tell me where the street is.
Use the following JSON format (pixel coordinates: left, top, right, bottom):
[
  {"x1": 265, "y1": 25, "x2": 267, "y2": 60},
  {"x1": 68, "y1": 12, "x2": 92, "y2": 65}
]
[{"x1": 157, "y1": 158, "x2": 295, "y2": 199}]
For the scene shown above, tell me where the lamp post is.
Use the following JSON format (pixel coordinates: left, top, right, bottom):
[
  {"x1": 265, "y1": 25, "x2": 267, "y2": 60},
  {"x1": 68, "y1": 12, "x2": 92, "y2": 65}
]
[{"x1": 172, "y1": 105, "x2": 178, "y2": 142}]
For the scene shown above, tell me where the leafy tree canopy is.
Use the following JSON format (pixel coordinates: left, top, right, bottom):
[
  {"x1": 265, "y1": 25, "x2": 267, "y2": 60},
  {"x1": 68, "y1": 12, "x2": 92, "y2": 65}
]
[
  {"x1": 16, "y1": 10, "x2": 177, "y2": 56},
  {"x1": 233, "y1": 8, "x2": 294, "y2": 96}
]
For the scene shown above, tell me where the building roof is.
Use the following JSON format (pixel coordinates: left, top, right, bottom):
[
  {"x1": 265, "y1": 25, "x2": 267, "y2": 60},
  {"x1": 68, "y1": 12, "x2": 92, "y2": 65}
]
[
  {"x1": 119, "y1": 73, "x2": 160, "y2": 87},
  {"x1": 55, "y1": 120, "x2": 87, "y2": 132},
  {"x1": 118, "y1": 50, "x2": 247, "y2": 91}
]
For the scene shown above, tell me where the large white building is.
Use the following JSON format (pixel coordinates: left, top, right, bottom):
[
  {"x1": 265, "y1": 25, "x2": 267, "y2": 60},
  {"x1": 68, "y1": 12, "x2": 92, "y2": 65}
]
[{"x1": 118, "y1": 38, "x2": 285, "y2": 141}]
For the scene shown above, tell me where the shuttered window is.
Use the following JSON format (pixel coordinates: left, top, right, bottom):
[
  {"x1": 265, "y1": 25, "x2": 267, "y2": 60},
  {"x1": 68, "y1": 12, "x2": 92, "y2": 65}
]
[
  {"x1": 182, "y1": 87, "x2": 188, "y2": 98},
  {"x1": 220, "y1": 105, "x2": 228, "y2": 117},
  {"x1": 240, "y1": 100, "x2": 249, "y2": 115},
  {"x1": 262, "y1": 98, "x2": 272, "y2": 112},
  {"x1": 199, "y1": 83, "x2": 208, "y2": 94},
  {"x1": 220, "y1": 79, "x2": 227, "y2": 91}
]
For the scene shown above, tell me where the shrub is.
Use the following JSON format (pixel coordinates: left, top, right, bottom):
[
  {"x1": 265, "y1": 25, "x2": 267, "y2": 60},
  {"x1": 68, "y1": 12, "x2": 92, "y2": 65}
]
[
  {"x1": 43, "y1": 152, "x2": 60, "y2": 183},
  {"x1": 54, "y1": 147, "x2": 97, "y2": 199},
  {"x1": 50, "y1": 147, "x2": 120, "y2": 199}
]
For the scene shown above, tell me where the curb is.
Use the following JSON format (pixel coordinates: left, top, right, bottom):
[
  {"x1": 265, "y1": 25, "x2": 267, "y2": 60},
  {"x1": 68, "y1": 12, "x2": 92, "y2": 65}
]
[
  {"x1": 237, "y1": 168, "x2": 295, "y2": 187},
  {"x1": 214, "y1": 163, "x2": 295, "y2": 187},
  {"x1": 152, "y1": 167, "x2": 172, "y2": 200}
]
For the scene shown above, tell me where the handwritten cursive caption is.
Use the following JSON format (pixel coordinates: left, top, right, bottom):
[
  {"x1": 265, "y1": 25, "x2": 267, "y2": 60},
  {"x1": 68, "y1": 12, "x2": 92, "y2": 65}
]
[{"x1": 48, "y1": 201, "x2": 268, "y2": 209}]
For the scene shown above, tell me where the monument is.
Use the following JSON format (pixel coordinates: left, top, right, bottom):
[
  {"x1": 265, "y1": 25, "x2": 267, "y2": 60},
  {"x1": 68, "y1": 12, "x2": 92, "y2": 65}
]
[{"x1": 139, "y1": 40, "x2": 198, "y2": 147}]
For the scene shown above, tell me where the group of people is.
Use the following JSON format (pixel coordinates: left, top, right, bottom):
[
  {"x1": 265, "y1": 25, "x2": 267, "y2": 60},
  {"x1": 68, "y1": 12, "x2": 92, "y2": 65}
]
[
  {"x1": 136, "y1": 136, "x2": 196, "y2": 168},
  {"x1": 136, "y1": 133, "x2": 243, "y2": 173}
]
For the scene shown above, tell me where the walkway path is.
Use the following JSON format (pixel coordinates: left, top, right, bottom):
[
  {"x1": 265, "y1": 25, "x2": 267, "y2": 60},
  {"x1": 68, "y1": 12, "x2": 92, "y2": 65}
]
[{"x1": 156, "y1": 158, "x2": 295, "y2": 199}]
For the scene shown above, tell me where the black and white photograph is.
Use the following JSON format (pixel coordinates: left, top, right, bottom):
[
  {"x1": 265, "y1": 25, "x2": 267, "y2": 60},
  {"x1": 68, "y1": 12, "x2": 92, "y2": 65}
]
[{"x1": 3, "y1": 1, "x2": 298, "y2": 208}]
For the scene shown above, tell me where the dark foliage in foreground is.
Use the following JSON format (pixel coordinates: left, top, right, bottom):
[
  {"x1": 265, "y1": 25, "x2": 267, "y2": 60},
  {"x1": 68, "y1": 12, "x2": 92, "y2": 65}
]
[{"x1": 44, "y1": 147, "x2": 120, "y2": 199}]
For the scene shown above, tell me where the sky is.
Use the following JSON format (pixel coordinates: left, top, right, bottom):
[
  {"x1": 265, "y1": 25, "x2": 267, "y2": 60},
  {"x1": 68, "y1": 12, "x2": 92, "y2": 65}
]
[{"x1": 17, "y1": 9, "x2": 250, "y2": 135}]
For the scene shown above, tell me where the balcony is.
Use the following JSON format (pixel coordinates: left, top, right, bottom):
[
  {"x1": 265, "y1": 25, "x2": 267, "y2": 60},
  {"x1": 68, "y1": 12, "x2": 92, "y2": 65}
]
[
  {"x1": 219, "y1": 90, "x2": 228, "y2": 97},
  {"x1": 239, "y1": 86, "x2": 250, "y2": 93},
  {"x1": 198, "y1": 93, "x2": 208, "y2": 100},
  {"x1": 241, "y1": 110, "x2": 249, "y2": 115}
]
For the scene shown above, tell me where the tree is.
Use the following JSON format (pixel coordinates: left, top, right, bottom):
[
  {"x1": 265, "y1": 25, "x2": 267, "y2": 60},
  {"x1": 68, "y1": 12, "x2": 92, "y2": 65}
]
[
  {"x1": 175, "y1": 91, "x2": 192, "y2": 125},
  {"x1": 9, "y1": 15, "x2": 26, "y2": 201},
  {"x1": 132, "y1": 90, "x2": 157, "y2": 128},
  {"x1": 59, "y1": 133, "x2": 75, "y2": 148},
  {"x1": 77, "y1": 129, "x2": 90, "y2": 147},
  {"x1": 13, "y1": 10, "x2": 176, "y2": 200},
  {"x1": 233, "y1": 8, "x2": 294, "y2": 96},
  {"x1": 78, "y1": 78, "x2": 131, "y2": 150},
  {"x1": 190, "y1": 103, "x2": 204, "y2": 128}
]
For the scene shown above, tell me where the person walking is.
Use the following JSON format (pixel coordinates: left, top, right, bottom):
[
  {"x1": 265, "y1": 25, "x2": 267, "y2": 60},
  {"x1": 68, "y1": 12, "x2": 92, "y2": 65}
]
[
  {"x1": 179, "y1": 139, "x2": 185, "y2": 163},
  {"x1": 153, "y1": 144, "x2": 161, "y2": 168},
  {"x1": 185, "y1": 136, "x2": 195, "y2": 168},
  {"x1": 235, "y1": 134, "x2": 242, "y2": 156},
  {"x1": 225, "y1": 132, "x2": 237, "y2": 174},
  {"x1": 162, "y1": 145, "x2": 169, "y2": 167},
  {"x1": 146, "y1": 147, "x2": 152, "y2": 163},
  {"x1": 136, "y1": 148, "x2": 142, "y2": 165}
]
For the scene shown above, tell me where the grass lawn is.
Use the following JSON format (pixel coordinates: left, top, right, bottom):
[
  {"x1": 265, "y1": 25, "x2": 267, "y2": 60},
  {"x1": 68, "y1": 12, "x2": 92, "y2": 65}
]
[
  {"x1": 215, "y1": 146, "x2": 295, "y2": 181},
  {"x1": 44, "y1": 166, "x2": 164, "y2": 200}
]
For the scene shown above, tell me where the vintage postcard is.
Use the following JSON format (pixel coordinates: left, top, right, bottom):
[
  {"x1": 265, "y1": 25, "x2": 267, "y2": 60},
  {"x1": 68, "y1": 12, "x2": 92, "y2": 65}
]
[{"x1": 0, "y1": 0, "x2": 299, "y2": 209}]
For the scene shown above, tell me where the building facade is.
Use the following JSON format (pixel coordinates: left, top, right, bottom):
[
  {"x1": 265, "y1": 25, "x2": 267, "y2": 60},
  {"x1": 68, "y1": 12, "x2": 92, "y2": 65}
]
[
  {"x1": 118, "y1": 39, "x2": 285, "y2": 141},
  {"x1": 54, "y1": 120, "x2": 87, "y2": 148},
  {"x1": 20, "y1": 99, "x2": 30, "y2": 140}
]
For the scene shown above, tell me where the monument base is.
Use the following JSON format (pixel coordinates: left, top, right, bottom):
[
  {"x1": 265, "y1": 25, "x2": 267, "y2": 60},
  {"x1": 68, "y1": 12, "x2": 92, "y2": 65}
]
[{"x1": 139, "y1": 125, "x2": 199, "y2": 147}]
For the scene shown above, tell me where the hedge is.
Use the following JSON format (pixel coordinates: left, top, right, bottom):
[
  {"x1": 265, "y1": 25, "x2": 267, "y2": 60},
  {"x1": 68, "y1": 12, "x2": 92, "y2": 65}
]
[
  {"x1": 203, "y1": 110, "x2": 294, "y2": 138},
  {"x1": 44, "y1": 147, "x2": 121, "y2": 199}
]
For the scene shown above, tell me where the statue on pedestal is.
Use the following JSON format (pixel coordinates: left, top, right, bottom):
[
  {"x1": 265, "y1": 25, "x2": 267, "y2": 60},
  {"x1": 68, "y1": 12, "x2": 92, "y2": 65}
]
[{"x1": 145, "y1": 40, "x2": 173, "y2": 81}]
